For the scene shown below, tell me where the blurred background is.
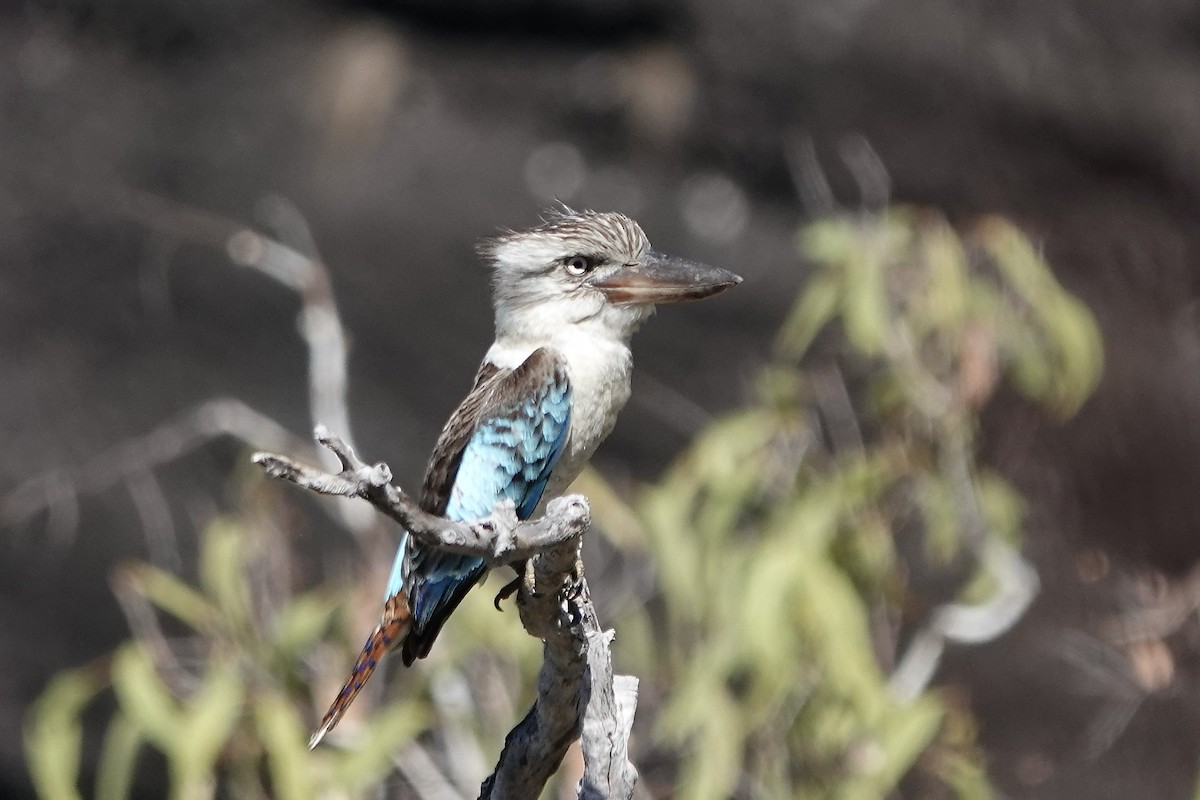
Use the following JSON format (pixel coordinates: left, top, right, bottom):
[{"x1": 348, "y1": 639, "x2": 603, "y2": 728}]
[{"x1": 5, "y1": 0, "x2": 1200, "y2": 798}]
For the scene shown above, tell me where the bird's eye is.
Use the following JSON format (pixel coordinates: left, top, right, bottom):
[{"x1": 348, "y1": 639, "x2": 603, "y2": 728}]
[{"x1": 563, "y1": 255, "x2": 596, "y2": 276}]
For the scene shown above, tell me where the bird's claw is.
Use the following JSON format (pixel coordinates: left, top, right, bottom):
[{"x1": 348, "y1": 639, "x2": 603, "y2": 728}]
[
  {"x1": 563, "y1": 597, "x2": 583, "y2": 626},
  {"x1": 492, "y1": 575, "x2": 522, "y2": 610}
]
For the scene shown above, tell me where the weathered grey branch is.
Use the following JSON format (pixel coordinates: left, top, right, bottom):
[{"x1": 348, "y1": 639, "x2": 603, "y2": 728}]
[
  {"x1": 579, "y1": 634, "x2": 640, "y2": 799},
  {"x1": 254, "y1": 426, "x2": 639, "y2": 800},
  {"x1": 252, "y1": 426, "x2": 589, "y2": 564},
  {"x1": 887, "y1": 426, "x2": 1039, "y2": 702},
  {"x1": 479, "y1": 543, "x2": 589, "y2": 800},
  {"x1": 479, "y1": 558, "x2": 639, "y2": 800}
]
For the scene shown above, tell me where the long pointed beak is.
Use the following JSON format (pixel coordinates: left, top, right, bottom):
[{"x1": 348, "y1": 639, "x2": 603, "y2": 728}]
[{"x1": 588, "y1": 250, "x2": 743, "y2": 305}]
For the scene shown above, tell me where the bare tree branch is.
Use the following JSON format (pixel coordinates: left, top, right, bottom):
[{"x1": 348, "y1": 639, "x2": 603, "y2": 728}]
[
  {"x1": 2, "y1": 398, "x2": 311, "y2": 547},
  {"x1": 253, "y1": 427, "x2": 639, "y2": 800},
  {"x1": 479, "y1": 553, "x2": 638, "y2": 800},
  {"x1": 252, "y1": 427, "x2": 589, "y2": 563},
  {"x1": 3, "y1": 190, "x2": 376, "y2": 548}
]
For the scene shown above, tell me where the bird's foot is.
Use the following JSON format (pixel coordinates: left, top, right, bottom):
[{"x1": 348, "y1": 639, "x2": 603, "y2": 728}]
[
  {"x1": 522, "y1": 558, "x2": 542, "y2": 598},
  {"x1": 564, "y1": 556, "x2": 585, "y2": 601},
  {"x1": 493, "y1": 559, "x2": 537, "y2": 608},
  {"x1": 560, "y1": 558, "x2": 587, "y2": 625}
]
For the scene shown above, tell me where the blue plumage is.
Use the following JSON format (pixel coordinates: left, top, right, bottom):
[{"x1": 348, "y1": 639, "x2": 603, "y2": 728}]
[{"x1": 385, "y1": 349, "x2": 572, "y2": 663}]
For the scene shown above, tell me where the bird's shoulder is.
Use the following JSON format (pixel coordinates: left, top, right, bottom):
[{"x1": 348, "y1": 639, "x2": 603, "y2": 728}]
[{"x1": 419, "y1": 347, "x2": 570, "y2": 514}]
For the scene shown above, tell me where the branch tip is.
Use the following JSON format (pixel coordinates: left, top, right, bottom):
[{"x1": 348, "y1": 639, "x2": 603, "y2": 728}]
[
  {"x1": 367, "y1": 462, "x2": 392, "y2": 486},
  {"x1": 312, "y1": 425, "x2": 360, "y2": 471},
  {"x1": 546, "y1": 494, "x2": 589, "y2": 520},
  {"x1": 251, "y1": 452, "x2": 296, "y2": 480}
]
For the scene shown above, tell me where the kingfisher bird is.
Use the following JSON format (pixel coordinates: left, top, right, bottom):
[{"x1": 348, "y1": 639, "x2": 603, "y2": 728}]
[{"x1": 309, "y1": 209, "x2": 741, "y2": 747}]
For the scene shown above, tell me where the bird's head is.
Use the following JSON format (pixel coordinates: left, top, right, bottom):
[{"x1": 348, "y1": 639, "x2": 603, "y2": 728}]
[{"x1": 481, "y1": 209, "x2": 741, "y2": 345}]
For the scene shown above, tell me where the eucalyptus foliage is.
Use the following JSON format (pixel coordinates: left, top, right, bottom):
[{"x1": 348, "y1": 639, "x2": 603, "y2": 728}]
[
  {"x1": 599, "y1": 208, "x2": 1101, "y2": 799},
  {"x1": 26, "y1": 516, "x2": 432, "y2": 800}
]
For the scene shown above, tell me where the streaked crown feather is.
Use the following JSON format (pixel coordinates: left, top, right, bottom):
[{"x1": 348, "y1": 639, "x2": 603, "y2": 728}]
[{"x1": 479, "y1": 209, "x2": 649, "y2": 271}]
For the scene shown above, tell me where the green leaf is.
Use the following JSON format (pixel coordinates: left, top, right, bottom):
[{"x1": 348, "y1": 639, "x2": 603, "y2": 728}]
[
  {"x1": 678, "y1": 693, "x2": 743, "y2": 800},
  {"x1": 800, "y1": 217, "x2": 858, "y2": 267},
  {"x1": 939, "y1": 749, "x2": 996, "y2": 800},
  {"x1": 777, "y1": 271, "x2": 843, "y2": 360},
  {"x1": 876, "y1": 697, "x2": 945, "y2": 786},
  {"x1": 96, "y1": 713, "x2": 142, "y2": 800},
  {"x1": 24, "y1": 667, "x2": 103, "y2": 800},
  {"x1": 117, "y1": 564, "x2": 216, "y2": 633},
  {"x1": 1041, "y1": 293, "x2": 1104, "y2": 415},
  {"x1": 841, "y1": 246, "x2": 890, "y2": 357},
  {"x1": 254, "y1": 694, "x2": 314, "y2": 800},
  {"x1": 172, "y1": 655, "x2": 244, "y2": 794},
  {"x1": 795, "y1": 557, "x2": 882, "y2": 710},
  {"x1": 111, "y1": 643, "x2": 180, "y2": 749},
  {"x1": 974, "y1": 217, "x2": 1058, "y2": 307},
  {"x1": 920, "y1": 215, "x2": 970, "y2": 335},
  {"x1": 273, "y1": 592, "x2": 339, "y2": 658},
  {"x1": 835, "y1": 696, "x2": 943, "y2": 800},
  {"x1": 917, "y1": 474, "x2": 962, "y2": 565},
  {"x1": 332, "y1": 703, "x2": 426, "y2": 792},
  {"x1": 199, "y1": 519, "x2": 251, "y2": 632},
  {"x1": 976, "y1": 473, "x2": 1025, "y2": 545},
  {"x1": 973, "y1": 215, "x2": 1103, "y2": 415},
  {"x1": 659, "y1": 665, "x2": 725, "y2": 743}
]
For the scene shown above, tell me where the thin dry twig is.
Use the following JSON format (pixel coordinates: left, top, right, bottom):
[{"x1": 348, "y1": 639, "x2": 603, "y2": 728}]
[
  {"x1": 394, "y1": 742, "x2": 469, "y2": 800},
  {"x1": 113, "y1": 186, "x2": 367, "y2": 532},
  {"x1": 253, "y1": 426, "x2": 589, "y2": 562},
  {"x1": 2, "y1": 398, "x2": 310, "y2": 545},
  {"x1": 3, "y1": 189, "x2": 373, "y2": 545}
]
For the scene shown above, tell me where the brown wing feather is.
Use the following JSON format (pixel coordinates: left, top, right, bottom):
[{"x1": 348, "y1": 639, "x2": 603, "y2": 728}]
[{"x1": 419, "y1": 359, "x2": 502, "y2": 514}]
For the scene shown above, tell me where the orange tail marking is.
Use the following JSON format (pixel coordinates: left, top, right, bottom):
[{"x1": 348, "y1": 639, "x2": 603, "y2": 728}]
[{"x1": 309, "y1": 594, "x2": 412, "y2": 749}]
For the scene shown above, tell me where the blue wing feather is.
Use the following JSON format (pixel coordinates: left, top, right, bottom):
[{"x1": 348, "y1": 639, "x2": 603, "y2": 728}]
[{"x1": 384, "y1": 349, "x2": 572, "y2": 663}]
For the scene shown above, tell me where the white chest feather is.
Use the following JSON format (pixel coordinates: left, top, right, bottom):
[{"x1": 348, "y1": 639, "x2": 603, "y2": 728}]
[{"x1": 484, "y1": 333, "x2": 633, "y2": 494}]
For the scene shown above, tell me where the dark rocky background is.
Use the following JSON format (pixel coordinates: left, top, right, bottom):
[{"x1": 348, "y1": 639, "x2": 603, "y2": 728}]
[{"x1": 5, "y1": 0, "x2": 1200, "y2": 797}]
